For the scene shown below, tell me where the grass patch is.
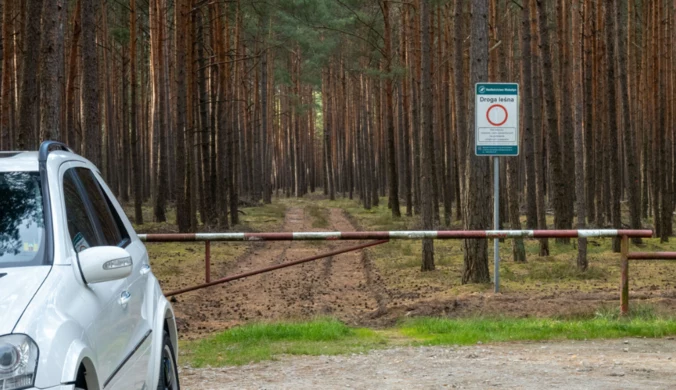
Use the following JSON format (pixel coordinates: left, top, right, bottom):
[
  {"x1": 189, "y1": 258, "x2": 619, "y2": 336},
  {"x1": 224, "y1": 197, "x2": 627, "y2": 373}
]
[
  {"x1": 236, "y1": 202, "x2": 287, "y2": 232},
  {"x1": 306, "y1": 204, "x2": 330, "y2": 228},
  {"x1": 398, "y1": 306, "x2": 676, "y2": 345},
  {"x1": 181, "y1": 318, "x2": 385, "y2": 366},
  {"x1": 180, "y1": 309, "x2": 676, "y2": 367}
]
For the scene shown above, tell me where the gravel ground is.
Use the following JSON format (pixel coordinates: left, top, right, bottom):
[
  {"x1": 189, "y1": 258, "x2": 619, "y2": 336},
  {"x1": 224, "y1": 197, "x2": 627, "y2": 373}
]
[{"x1": 180, "y1": 338, "x2": 676, "y2": 389}]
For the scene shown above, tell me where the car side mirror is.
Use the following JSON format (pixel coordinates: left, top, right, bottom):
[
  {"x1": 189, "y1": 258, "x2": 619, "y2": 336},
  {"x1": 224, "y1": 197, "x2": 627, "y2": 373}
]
[{"x1": 77, "y1": 246, "x2": 133, "y2": 284}]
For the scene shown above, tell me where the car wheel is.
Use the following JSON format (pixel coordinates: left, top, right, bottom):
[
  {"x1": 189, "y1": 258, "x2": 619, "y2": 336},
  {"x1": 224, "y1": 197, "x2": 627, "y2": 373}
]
[{"x1": 157, "y1": 331, "x2": 180, "y2": 390}]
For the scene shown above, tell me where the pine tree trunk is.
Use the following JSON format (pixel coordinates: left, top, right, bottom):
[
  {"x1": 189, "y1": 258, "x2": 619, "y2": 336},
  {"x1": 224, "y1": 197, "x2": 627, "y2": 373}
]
[
  {"x1": 1, "y1": 0, "x2": 15, "y2": 149},
  {"x1": 130, "y1": 0, "x2": 143, "y2": 225},
  {"x1": 573, "y1": 0, "x2": 587, "y2": 270},
  {"x1": 462, "y1": 0, "x2": 490, "y2": 284},
  {"x1": 401, "y1": 5, "x2": 413, "y2": 216},
  {"x1": 229, "y1": 0, "x2": 241, "y2": 225},
  {"x1": 175, "y1": 0, "x2": 190, "y2": 232},
  {"x1": 152, "y1": 0, "x2": 167, "y2": 222},
  {"x1": 584, "y1": 0, "x2": 595, "y2": 226},
  {"x1": 39, "y1": 0, "x2": 65, "y2": 141},
  {"x1": 531, "y1": 0, "x2": 549, "y2": 255},
  {"x1": 617, "y1": 0, "x2": 641, "y2": 243},
  {"x1": 605, "y1": 0, "x2": 621, "y2": 251},
  {"x1": 195, "y1": 8, "x2": 211, "y2": 225},
  {"x1": 17, "y1": 0, "x2": 43, "y2": 149},
  {"x1": 261, "y1": 13, "x2": 272, "y2": 204},
  {"x1": 420, "y1": 0, "x2": 435, "y2": 271},
  {"x1": 537, "y1": 0, "x2": 565, "y2": 243},
  {"x1": 380, "y1": 0, "x2": 401, "y2": 217},
  {"x1": 559, "y1": 0, "x2": 575, "y2": 241},
  {"x1": 453, "y1": 0, "x2": 466, "y2": 219}
]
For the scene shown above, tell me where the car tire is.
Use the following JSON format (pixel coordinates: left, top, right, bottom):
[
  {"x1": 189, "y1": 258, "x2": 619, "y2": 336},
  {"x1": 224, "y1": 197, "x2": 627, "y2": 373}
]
[{"x1": 157, "y1": 331, "x2": 180, "y2": 390}]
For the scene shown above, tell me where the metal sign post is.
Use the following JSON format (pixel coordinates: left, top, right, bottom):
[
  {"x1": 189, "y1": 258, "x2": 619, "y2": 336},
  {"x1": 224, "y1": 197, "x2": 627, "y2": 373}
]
[
  {"x1": 493, "y1": 156, "x2": 499, "y2": 292},
  {"x1": 475, "y1": 83, "x2": 519, "y2": 293}
]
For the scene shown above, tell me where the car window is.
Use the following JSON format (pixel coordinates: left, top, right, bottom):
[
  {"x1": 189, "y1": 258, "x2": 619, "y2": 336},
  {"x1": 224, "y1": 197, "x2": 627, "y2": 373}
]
[
  {"x1": 74, "y1": 169, "x2": 130, "y2": 247},
  {"x1": 0, "y1": 172, "x2": 46, "y2": 267},
  {"x1": 63, "y1": 171, "x2": 100, "y2": 252}
]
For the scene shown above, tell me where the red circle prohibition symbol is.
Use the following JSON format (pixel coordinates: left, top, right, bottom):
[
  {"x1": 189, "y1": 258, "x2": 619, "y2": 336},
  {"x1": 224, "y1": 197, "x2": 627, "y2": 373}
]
[{"x1": 486, "y1": 104, "x2": 508, "y2": 126}]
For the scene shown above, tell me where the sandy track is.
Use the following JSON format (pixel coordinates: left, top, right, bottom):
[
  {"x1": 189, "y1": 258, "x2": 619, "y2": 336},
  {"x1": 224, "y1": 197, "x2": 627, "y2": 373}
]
[{"x1": 171, "y1": 207, "x2": 388, "y2": 338}]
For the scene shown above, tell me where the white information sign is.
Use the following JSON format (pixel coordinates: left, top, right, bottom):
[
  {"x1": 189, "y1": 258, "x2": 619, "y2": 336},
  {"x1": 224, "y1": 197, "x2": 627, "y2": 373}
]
[{"x1": 475, "y1": 83, "x2": 519, "y2": 156}]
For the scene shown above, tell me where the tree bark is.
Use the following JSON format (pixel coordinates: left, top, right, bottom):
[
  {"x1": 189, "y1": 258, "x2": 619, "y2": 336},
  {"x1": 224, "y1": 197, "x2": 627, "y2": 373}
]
[
  {"x1": 531, "y1": 0, "x2": 549, "y2": 255},
  {"x1": 521, "y1": 1, "x2": 537, "y2": 230},
  {"x1": 1, "y1": 0, "x2": 15, "y2": 149},
  {"x1": 17, "y1": 0, "x2": 43, "y2": 149},
  {"x1": 462, "y1": 0, "x2": 490, "y2": 284},
  {"x1": 605, "y1": 0, "x2": 621, "y2": 251},
  {"x1": 81, "y1": 0, "x2": 100, "y2": 165},
  {"x1": 175, "y1": 0, "x2": 190, "y2": 232},
  {"x1": 453, "y1": 0, "x2": 466, "y2": 219},
  {"x1": 39, "y1": 0, "x2": 65, "y2": 141},
  {"x1": 420, "y1": 0, "x2": 435, "y2": 271},
  {"x1": 130, "y1": 0, "x2": 143, "y2": 224},
  {"x1": 617, "y1": 0, "x2": 641, "y2": 243},
  {"x1": 536, "y1": 0, "x2": 565, "y2": 243},
  {"x1": 573, "y1": 0, "x2": 587, "y2": 270}
]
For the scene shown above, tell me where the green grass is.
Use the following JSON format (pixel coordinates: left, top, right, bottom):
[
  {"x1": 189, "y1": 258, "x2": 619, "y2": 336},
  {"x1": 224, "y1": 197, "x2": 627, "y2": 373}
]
[
  {"x1": 235, "y1": 202, "x2": 287, "y2": 232},
  {"x1": 398, "y1": 307, "x2": 676, "y2": 345},
  {"x1": 180, "y1": 318, "x2": 386, "y2": 366},
  {"x1": 306, "y1": 204, "x2": 330, "y2": 228},
  {"x1": 179, "y1": 307, "x2": 676, "y2": 367}
]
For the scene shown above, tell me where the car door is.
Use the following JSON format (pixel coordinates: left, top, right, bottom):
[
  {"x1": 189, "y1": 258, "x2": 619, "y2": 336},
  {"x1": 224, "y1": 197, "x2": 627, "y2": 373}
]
[
  {"x1": 71, "y1": 167, "x2": 153, "y2": 388},
  {"x1": 88, "y1": 169, "x2": 153, "y2": 389},
  {"x1": 61, "y1": 166, "x2": 130, "y2": 384}
]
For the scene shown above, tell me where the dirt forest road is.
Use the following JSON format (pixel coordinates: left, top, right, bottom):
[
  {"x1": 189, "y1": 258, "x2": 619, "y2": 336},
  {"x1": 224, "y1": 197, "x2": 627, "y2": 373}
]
[
  {"x1": 171, "y1": 207, "x2": 389, "y2": 339},
  {"x1": 181, "y1": 338, "x2": 676, "y2": 389},
  {"x1": 169, "y1": 205, "x2": 676, "y2": 340}
]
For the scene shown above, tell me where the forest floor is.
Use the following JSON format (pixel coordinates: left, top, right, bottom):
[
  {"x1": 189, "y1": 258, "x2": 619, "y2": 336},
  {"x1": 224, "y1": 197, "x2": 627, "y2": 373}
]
[
  {"x1": 142, "y1": 196, "x2": 676, "y2": 339},
  {"x1": 135, "y1": 196, "x2": 676, "y2": 388}
]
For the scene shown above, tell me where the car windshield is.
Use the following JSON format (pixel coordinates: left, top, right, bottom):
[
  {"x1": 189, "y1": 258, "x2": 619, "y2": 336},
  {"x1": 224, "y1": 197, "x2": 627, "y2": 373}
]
[{"x1": 0, "y1": 171, "x2": 46, "y2": 268}]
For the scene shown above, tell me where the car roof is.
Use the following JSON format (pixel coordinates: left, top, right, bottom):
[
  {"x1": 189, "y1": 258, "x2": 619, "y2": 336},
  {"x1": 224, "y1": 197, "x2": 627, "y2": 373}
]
[{"x1": 0, "y1": 150, "x2": 93, "y2": 172}]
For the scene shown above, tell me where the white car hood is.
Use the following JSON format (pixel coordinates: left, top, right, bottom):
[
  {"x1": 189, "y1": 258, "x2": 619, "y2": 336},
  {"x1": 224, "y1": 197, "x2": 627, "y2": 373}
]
[{"x1": 0, "y1": 266, "x2": 50, "y2": 335}]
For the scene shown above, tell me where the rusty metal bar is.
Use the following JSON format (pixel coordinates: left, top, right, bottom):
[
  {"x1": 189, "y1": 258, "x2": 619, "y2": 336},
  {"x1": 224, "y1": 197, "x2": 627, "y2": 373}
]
[
  {"x1": 139, "y1": 229, "x2": 653, "y2": 242},
  {"x1": 627, "y1": 252, "x2": 676, "y2": 260},
  {"x1": 205, "y1": 241, "x2": 211, "y2": 283},
  {"x1": 165, "y1": 239, "x2": 389, "y2": 297},
  {"x1": 620, "y1": 236, "x2": 629, "y2": 316}
]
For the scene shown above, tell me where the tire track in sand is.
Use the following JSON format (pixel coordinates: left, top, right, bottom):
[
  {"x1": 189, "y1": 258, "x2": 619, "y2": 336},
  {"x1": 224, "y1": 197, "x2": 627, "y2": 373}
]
[{"x1": 172, "y1": 206, "x2": 389, "y2": 338}]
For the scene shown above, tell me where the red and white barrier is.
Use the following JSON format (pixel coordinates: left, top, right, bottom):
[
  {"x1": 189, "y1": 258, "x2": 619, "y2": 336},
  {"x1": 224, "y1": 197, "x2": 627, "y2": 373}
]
[{"x1": 139, "y1": 229, "x2": 653, "y2": 242}]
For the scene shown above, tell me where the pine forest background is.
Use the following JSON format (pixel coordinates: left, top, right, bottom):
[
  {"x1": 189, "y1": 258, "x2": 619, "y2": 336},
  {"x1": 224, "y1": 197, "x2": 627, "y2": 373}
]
[{"x1": 0, "y1": 0, "x2": 675, "y2": 283}]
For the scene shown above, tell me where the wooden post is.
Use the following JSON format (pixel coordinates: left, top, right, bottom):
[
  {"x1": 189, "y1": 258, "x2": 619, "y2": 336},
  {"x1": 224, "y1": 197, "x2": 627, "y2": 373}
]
[
  {"x1": 205, "y1": 241, "x2": 211, "y2": 283},
  {"x1": 620, "y1": 235, "x2": 629, "y2": 315}
]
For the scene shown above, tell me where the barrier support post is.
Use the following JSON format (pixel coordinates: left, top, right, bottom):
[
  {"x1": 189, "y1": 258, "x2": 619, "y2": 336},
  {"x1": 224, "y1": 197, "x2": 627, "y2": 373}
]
[
  {"x1": 205, "y1": 241, "x2": 211, "y2": 283},
  {"x1": 620, "y1": 235, "x2": 629, "y2": 315}
]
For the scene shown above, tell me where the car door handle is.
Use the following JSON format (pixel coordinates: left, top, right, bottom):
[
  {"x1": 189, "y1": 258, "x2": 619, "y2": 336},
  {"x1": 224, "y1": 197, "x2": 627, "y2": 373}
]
[
  {"x1": 140, "y1": 264, "x2": 151, "y2": 275},
  {"x1": 119, "y1": 291, "x2": 132, "y2": 306}
]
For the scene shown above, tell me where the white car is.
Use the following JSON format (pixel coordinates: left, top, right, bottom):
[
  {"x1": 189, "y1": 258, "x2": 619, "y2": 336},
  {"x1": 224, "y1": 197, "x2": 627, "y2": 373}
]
[{"x1": 0, "y1": 142, "x2": 179, "y2": 390}]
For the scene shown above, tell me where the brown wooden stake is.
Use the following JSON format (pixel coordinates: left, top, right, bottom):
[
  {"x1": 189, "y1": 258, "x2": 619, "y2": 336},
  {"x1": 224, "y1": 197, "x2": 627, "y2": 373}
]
[
  {"x1": 620, "y1": 235, "x2": 629, "y2": 315},
  {"x1": 205, "y1": 241, "x2": 211, "y2": 283}
]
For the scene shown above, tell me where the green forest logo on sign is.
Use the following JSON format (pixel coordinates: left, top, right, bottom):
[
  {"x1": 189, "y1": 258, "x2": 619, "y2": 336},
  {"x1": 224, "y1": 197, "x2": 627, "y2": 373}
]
[{"x1": 475, "y1": 83, "x2": 519, "y2": 156}]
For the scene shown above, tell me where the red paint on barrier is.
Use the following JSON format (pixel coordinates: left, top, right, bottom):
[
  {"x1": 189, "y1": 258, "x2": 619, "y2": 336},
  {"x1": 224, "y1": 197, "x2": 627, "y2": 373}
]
[
  {"x1": 143, "y1": 233, "x2": 197, "y2": 242},
  {"x1": 340, "y1": 231, "x2": 390, "y2": 240},
  {"x1": 243, "y1": 232, "x2": 294, "y2": 241},
  {"x1": 617, "y1": 230, "x2": 654, "y2": 238},
  {"x1": 628, "y1": 252, "x2": 676, "y2": 260}
]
